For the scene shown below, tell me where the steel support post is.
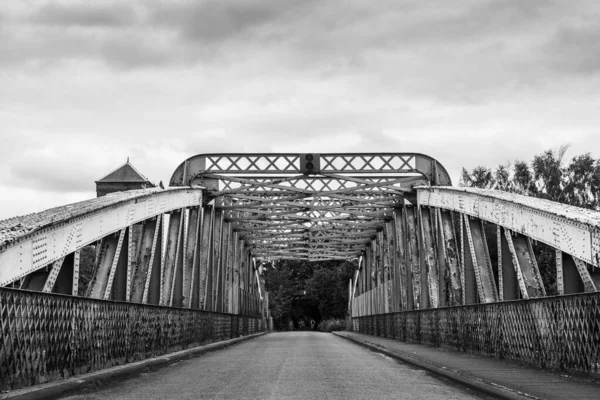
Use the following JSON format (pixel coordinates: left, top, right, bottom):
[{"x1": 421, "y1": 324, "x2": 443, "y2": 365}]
[
  {"x1": 364, "y1": 244, "x2": 371, "y2": 294},
  {"x1": 432, "y1": 208, "x2": 447, "y2": 308},
  {"x1": 245, "y1": 250, "x2": 251, "y2": 315},
  {"x1": 203, "y1": 206, "x2": 216, "y2": 311},
  {"x1": 393, "y1": 208, "x2": 408, "y2": 311},
  {"x1": 406, "y1": 206, "x2": 421, "y2": 309},
  {"x1": 499, "y1": 226, "x2": 519, "y2": 300},
  {"x1": 503, "y1": 229, "x2": 545, "y2": 298},
  {"x1": 463, "y1": 217, "x2": 498, "y2": 303},
  {"x1": 560, "y1": 252, "x2": 598, "y2": 293},
  {"x1": 229, "y1": 233, "x2": 239, "y2": 313},
  {"x1": 420, "y1": 207, "x2": 439, "y2": 308},
  {"x1": 572, "y1": 257, "x2": 598, "y2": 292},
  {"x1": 370, "y1": 241, "x2": 376, "y2": 314},
  {"x1": 403, "y1": 207, "x2": 416, "y2": 310},
  {"x1": 72, "y1": 249, "x2": 80, "y2": 296},
  {"x1": 185, "y1": 207, "x2": 201, "y2": 308},
  {"x1": 417, "y1": 209, "x2": 430, "y2": 310},
  {"x1": 385, "y1": 220, "x2": 397, "y2": 312},
  {"x1": 382, "y1": 228, "x2": 389, "y2": 313},
  {"x1": 556, "y1": 249, "x2": 565, "y2": 295},
  {"x1": 162, "y1": 209, "x2": 184, "y2": 306},
  {"x1": 234, "y1": 239, "x2": 242, "y2": 314},
  {"x1": 50, "y1": 252, "x2": 76, "y2": 295},
  {"x1": 459, "y1": 214, "x2": 477, "y2": 304},
  {"x1": 218, "y1": 221, "x2": 231, "y2": 313},
  {"x1": 210, "y1": 210, "x2": 224, "y2": 312},
  {"x1": 143, "y1": 215, "x2": 163, "y2": 305},
  {"x1": 370, "y1": 238, "x2": 377, "y2": 314},
  {"x1": 363, "y1": 246, "x2": 369, "y2": 313},
  {"x1": 125, "y1": 224, "x2": 135, "y2": 302},
  {"x1": 131, "y1": 217, "x2": 157, "y2": 303},
  {"x1": 199, "y1": 206, "x2": 213, "y2": 310},
  {"x1": 105, "y1": 227, "x2": 129, "y2": 301},
  {"x1": 227, "y1": 226, "x2": 235, "y2": 314},
  {"x1": 42, "y1": 257, "x2": 66, "y2": 293},
  {"x1": 247, "y1": 252, "x2": 253, "y2": 315},
  {"x1": 239, "y1": 241, "x2": 246, "y2": 315},
  {"x1": 376, "y1": 231, "x2": 385, "y2": 313},
  {"x1": 88, "y1": 234, "x2": 119, "y2": 299},
  {"x1": 358, "y1": 250, "x2": 365, "y2": 296},
  {"x1": 438, "y1": 210, "x2": 461, "y2": 306},
  {"x1": 561, "y1": 252, "x2": 583, "y2": 294}
]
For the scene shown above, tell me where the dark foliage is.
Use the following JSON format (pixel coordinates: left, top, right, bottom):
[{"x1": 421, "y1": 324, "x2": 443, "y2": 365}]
[{"x1": 263, "y1": 259, "x2": 356, "y2": 330}]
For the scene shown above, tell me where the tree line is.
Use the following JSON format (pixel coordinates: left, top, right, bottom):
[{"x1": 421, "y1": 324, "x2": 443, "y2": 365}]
[{"x1": 460, "y1": 145, "x2": 600, "y2": 209}]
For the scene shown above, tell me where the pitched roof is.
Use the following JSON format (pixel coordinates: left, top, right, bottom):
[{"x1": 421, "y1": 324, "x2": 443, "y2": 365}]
[{"x1": 96, "y1": 161, "x2": 151, "y2": 183}]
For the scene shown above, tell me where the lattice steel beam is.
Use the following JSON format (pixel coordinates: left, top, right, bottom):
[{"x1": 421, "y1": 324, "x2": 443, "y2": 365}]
[{"x1": 171, "y1": 153, "x2": 451, "y2": 183}]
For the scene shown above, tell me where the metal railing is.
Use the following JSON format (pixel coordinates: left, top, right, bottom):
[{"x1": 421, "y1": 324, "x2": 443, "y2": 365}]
[
  {"x1": 353, "y1": 292, "x2": 600, "y2": 378},
  {"x1": 0, "y1": 287, "x2": 263, "y2": 391}
]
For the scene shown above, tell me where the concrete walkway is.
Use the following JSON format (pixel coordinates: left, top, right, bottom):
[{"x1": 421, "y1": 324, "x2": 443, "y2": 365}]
[
  {"x1": 60, "y1": 332, "x2": 487, "y2": 400},
  {"x1": 335, "y1": 331, "x2": 600, "y2": 400}
]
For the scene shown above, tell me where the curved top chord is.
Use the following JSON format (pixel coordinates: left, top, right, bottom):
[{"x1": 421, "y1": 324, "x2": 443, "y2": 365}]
[
  {"x1": 0, "y1": 188, "x2": 203, "y2": 286},
  {"x1": 418, "y1": 186, "x2": 600, "y2": 267},
  {"x1": 0, "y1": 188, "x2": 192, "y2": 248}
]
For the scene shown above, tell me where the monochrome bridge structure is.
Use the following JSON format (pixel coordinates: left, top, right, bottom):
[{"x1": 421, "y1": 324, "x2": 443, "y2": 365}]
[{"x1": 1, "y1": 152, "x2": 599, "y2": 391}]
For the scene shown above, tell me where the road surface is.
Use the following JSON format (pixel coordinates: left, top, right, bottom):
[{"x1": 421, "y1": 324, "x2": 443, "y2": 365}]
[{"x1": 63, "y1": 332, "x2": 487, "y2": 400}]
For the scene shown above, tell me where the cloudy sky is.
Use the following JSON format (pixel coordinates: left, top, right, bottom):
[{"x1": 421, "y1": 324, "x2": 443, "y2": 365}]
[{"x1": 1, "y1": 0, "x2": 599, "y2": 219}]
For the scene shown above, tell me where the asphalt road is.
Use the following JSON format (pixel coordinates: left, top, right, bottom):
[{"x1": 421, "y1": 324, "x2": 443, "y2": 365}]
[{"x1": 63, "y1": 332, "x2": 487, "y2": 400}]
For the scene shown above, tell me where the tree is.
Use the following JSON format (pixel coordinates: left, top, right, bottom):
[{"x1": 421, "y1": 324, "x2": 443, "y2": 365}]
[
  {"x1": 512, "y1": 160, "x2": 536, "y2": 195},
  {"x1": 561, "y1": 153, "x2": 597, "y2": 208},
  {"x1": 531, "y1": 146, "x2": 569, "y2": 201},
  {"x1": 459, "y1": 166, "x2": 494, "y2": 189},
  {"x1": 494, "y1": 164, "x2": 511, "y2": 191}
]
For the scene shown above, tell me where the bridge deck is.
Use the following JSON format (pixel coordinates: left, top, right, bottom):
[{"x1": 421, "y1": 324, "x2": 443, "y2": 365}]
[
  {"x1": 60, "y1": 332, "x2": 483, "y2": 400},
  {"x1": 53, "y1": 332, "x2": 600, "y2": 400}
]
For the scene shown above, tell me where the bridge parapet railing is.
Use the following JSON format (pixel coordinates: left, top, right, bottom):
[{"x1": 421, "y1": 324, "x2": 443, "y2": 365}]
[
  {"x1": 0, "y1": 287, "x2": 263, "y2": 391},
  {"x1": 352, "y1": 291, "x2": 600, "y2": 378}
]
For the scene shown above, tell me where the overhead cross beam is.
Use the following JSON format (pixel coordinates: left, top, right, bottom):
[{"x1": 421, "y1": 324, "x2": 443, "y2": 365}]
[{"x1": 170, "y1": 153, "x2": 451, "y2": 261}]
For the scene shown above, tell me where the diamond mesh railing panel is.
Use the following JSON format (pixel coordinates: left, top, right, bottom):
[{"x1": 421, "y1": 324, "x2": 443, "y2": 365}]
[
  {"x1": 353, "y1": 292, "x2": 600, "y2": 378},
  {"x1": 0, "y1": 288, "x2": 263, "y2": 391}
]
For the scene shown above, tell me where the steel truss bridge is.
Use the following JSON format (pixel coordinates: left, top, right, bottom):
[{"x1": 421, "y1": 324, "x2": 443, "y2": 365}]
[{"x1": 1, "y1": 153, "x2": 600, "y2": 391}]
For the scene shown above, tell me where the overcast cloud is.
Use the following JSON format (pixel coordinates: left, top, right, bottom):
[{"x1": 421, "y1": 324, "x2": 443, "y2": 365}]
[{"x1": 1, "y1": 0, "x2": 600, "y2": 219}]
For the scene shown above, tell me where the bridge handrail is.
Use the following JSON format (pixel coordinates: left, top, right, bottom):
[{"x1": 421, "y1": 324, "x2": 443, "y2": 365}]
[{"x1": 417, "y1": 186, "x2": 600, "y2": 267}]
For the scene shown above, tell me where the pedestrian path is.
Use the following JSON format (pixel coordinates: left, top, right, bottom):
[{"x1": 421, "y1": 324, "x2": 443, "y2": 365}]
[{"x1": 334, "y1": 331, "x2": 600, "y2": 400}]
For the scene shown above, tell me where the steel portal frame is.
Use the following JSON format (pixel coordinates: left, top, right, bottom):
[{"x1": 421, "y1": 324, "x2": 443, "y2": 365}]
[{"x1": 170, "y1": 153, "x2": 450, "y2": 261}]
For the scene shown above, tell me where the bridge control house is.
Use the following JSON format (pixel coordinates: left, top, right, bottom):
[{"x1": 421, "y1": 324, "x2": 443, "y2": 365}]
[{"x1": 95, "y1": 159, "x2": 155, "y2": 197}]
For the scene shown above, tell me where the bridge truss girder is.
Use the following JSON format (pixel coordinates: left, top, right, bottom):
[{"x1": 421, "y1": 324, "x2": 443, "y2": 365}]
[
  {"x1": 353, "y1": 186, "x2": 600, "y2": 315},
  {"x1": 0, "y1": 188, "x2": 261, "y2": 317},
  {"x1": 1, "y1": 152, "x2": 599, "y2": 314}
]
